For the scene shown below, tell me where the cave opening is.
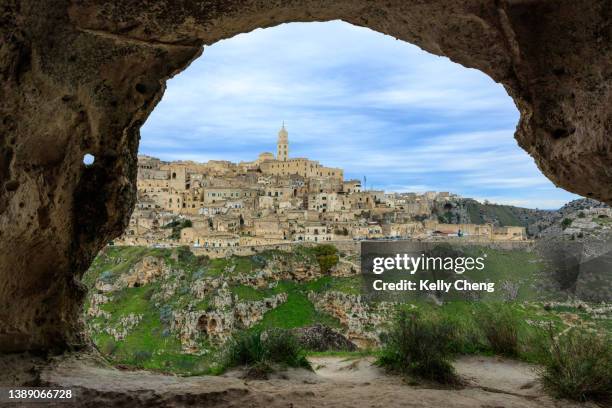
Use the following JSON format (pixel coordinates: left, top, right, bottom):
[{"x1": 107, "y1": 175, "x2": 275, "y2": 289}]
[
  {"x1": 2, "y1": 6, "x2": 610, "y2": 404},
  {"x1": 80, "y1": 20, "x2": 576, "y2": 374}
]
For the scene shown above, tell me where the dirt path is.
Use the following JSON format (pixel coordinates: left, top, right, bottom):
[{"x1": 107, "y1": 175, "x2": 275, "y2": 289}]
[
  {"x1": 36, "y1": 354, "x2": 598, "y2": 407},
  {"x1": 224, "y1": 356, "x2": 594, "y2": 408}
]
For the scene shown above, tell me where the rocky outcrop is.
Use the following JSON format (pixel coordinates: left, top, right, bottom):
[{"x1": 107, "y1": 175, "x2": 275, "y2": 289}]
[
  {"x1": 116, "y1": 256, "x2": 170, "y2": 288},
  {"x1": 106, "y1": 313, "x2": 143, "y2": 341},
  {"x1": 534, "y1": 199, "x2": 610, "y2": 237},
  {"x1": 330, "y1": 259, "x2": 359, "y2": 277},
  {"x1": 1, "y1": 0, "x2": 611, "y2": 354},
  {"x1": 292, "y1": 324, "x2": 357, "y2": 352},
  {"x1": 308, "y1": 292, "x2": 394, "y2": 347},
  {"x1": 171, "y1": 289, "x2": 288, "y2": 352},
  {"x1": 87, "y1": 294, "x2": 110, "y2": 319}
]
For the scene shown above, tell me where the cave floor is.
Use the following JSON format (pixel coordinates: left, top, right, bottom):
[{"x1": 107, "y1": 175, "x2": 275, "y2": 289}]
[{"x1": 1, "y1": 353, "x2": 595, "y2": 407}]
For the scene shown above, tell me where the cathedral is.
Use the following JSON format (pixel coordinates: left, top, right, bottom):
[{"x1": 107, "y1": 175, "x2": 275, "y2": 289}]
[{"x1": 256, "y1": 124, "x2": 343, "y2": 180}]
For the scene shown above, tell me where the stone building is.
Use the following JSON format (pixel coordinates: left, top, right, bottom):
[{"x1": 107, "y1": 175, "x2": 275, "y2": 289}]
[{"x1": 119, "y1": 124, "x2": 528, "y2": 250}]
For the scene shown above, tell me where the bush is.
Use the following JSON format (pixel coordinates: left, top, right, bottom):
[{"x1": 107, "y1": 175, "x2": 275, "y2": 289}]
[
  {"x1": 377, "y1": 310, "x2": 460, "y2": 385},
  {"x1": 223, "y1": 328, "x2": 311, "y2": 373},
  {"x1": 477, "y1": 304, "x2": 520, "y2": 357},
  {"x1": 312, "y1": 245, "x2": 339, "y2": 274},
  {"x1": 539, "y1": 328, "x2": 612, "y2": 402},
  {"x1": 168, "y1": 220, "x2": 193, "y2": 240}
]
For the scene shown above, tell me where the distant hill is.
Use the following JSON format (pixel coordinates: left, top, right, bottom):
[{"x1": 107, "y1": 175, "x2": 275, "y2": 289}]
[
  {"x1": 432, "y1": 198, "x2": 554, "y2": 235},
  {"x1": 432, "y1": 198, "x2": 610, "y2": 237}
]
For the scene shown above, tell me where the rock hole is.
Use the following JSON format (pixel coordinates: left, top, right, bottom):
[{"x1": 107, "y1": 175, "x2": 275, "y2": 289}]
[
  {"x1": 135, "y1": 83, "x2": 147, "y2": 94},
  {"x1": 5, "y1": 180, "x2": 19, "y2": 191},
  {"x1": 83, "y1": 153, "x2": 95, "y2": 166},
  {"x1": 551, "y1": 127, "x2": 574, "y2": 140}
]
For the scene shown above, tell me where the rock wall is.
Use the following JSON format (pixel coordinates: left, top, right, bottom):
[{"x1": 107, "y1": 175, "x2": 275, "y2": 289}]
[
  {"x1": 1, "y1": 0, "x2": 611, "y2": 353},
  {"x1": 308, "y1": 291, "x2": 395, "y2": 348},
  {"x1": 171, "y1": 288, "x2": 288, "y2": 353}
]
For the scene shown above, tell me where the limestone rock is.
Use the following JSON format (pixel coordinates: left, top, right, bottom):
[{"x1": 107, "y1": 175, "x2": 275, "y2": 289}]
[
  {"x1": 308, "y1": 291, "x2": 394, "y2": 347},
  {"x1": 116, "y1": 256, "x2": 169, "y2": 288},
  {"x1": 292, "y1": 324, "x2": 357, "y2": 352},
  {"x1": 87, "y1": 294, "x2": 110, "y2": 319},
  {"x1": 106, "y1": 313, "x2": 143, "y2": 341},
  {"x1": 171, "y1": 293, "x2": 288, "y2": 352}
]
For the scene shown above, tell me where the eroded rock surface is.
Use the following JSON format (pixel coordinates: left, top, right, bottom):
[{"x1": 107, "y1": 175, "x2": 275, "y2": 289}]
[
  {"x1": 1, "y1": 0, "x2": 610, "y2": 354},
  {"x1": 292, "y1": 323, "x2": 357, "y2": 352}
]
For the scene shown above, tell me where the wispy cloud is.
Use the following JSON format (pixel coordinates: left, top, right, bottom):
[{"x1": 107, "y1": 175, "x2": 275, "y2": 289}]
[{"x1": 141, "y1": 20, "x2": 578, "y2": 209}]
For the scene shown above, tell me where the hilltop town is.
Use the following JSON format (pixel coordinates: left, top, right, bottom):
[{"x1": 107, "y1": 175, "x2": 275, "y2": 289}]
[{"x1": 119, "y1": 124, "x2": 528, "y2": 252}]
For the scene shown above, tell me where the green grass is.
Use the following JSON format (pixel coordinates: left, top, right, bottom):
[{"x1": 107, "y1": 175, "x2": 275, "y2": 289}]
[
  {"x1": 256, "y1": 281, "x2": 342, "y2": 330},
  {"x1": 377, "y1": 309, "x2": 461, "y2": 385},
  {"x1": 84, "y1": 244, "x2": 611, "y2": 382},
  {"x1": 222, "y1": 328, "x2": 311, "y2": 374},
  {"x1": 231, "y1": 284, "x2": 267, "y2": 301},
  {"x1": 84, "y1": 245, "x2": 350, "y2": 376},
  {"x1": 465, "y1": 201, "x2": 527, "y2": 227},
  {"x1": 476, "y1": 303, "x2": 521, "y2": 357},
  {"x1": 101, "y1": 285, "x2": 153, "y2": 320},
  {"x1": 205, "y1": 258, "x2": 231, "y2": 277},
  {"x1": 83, "y1": 246, "x2": 152, "y2": 287},
  {"x1": 233, "y1": 257, "x2": 254, "y2": 274},
  {"x1": 593, "y1": 216, "x2": 611, "y2": 226},
  {"x1": 303, "y1": 276, "x2": 363, "y2": 295},
  {"x1": 539, "y1": 327, "x2": 612, "y2": 402},
  {"x1": 397, "y1": 301, "x2": 566, "y2": 363}
]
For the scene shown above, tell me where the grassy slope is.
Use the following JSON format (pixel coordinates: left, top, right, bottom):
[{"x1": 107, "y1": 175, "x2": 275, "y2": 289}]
[
  {"x1": 465, "y1": 201, "x2": 533, "y2": 227},
  {"x1": 83, "y1": 245, "x2": 610, "y2": 375},
  {"x1": 83, "y1": 246, "x2": 351, "y2": 374}
]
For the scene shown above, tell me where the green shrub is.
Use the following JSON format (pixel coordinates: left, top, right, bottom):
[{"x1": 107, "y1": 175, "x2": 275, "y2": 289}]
[
  {"x1": 377, "y1": 310, "x2": 460, "y2": 385},
  {"x1": 310, "y1": 244, "x2": 336, "y2": 257},
  {"x1": 477, "y1": 304, "x2": 520, "y2": 357},
  {"x1": 264, "y1": 329, "x2": 311, "y2": 368},
  {"x1": 168, "y1": 220, "x2": 193, "y2": 240},
  {"x1": 312, "y1": 245, "x2": 339, "y2": 274},
  {"x1": 223, "y1": 328, "x2": 311, "y2": 372},
  {"x1": 561, "y1": 218, "x2": 573, "y2": 229},
  {"x1": 439, "y1": 312, "x2": 486, "y2": 355},
  {"x1": 539, "y1": 328, "x2": 612, "y2": 402}
]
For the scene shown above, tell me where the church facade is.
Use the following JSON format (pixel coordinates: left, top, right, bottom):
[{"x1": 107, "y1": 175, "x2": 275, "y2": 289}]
[{"x1": 259, "y1": 124, "x2": 343, "y2": 180}]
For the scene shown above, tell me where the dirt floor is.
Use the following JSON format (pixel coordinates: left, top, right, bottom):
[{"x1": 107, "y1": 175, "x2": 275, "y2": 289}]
[{"x1": 25, "y1": 354, "x2": 600, "y2": 407}]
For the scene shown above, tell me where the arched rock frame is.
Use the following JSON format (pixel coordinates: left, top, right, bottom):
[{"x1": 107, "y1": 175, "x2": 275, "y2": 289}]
[{"x1": 0, "y1": 0, "x2": 610, "y2": 354}]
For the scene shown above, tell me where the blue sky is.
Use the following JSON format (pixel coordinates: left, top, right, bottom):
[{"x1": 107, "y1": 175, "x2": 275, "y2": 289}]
[{"x1": 141, "y1": 21, "x2": 578, "y2": 209}]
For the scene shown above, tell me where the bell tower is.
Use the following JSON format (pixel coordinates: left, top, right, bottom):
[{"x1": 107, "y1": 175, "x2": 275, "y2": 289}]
[{"x1": 277, "y1": 122, "x2": 289, "y2": 161}]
